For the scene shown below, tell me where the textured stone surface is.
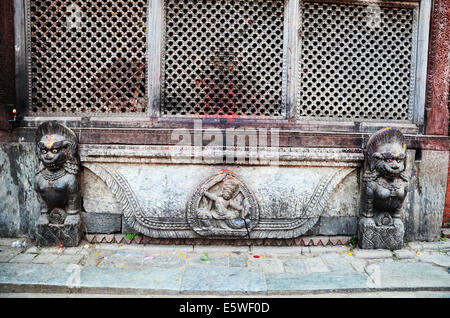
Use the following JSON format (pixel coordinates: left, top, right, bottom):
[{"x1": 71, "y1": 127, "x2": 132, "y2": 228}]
[
  {"x1": 303, "y1": 256, "x2": 330, "y2": 273},
  {"x1": 187, "y1": 171, "x2": 260, "y2": 237},
  {"x1": 81, "y1": 212, "x2": 121, "y2": 234},
  {"x1": 81, "y1": 169, "x2": 120, "y2": 214},
  {"x1": 353, "y1": 249, "x2": 393, "y2": 259},
  {"x1": 282, "y1": 258, "x2": 308, "y2": 274},
  {"x1": 84, "y1": 161, "x2": 356, "y2": 239},
  {"x1": 84, "y1": 233, "x2": 354, "y2": 246},
  {"x1": 247, "y1": 256, "x2": 284, "y2": 273},
  {"x1": 142, "y1": 253, "x2": 186, "y2": 269},
  {"x1": 321, "y1": 170, "x2": 359, "y2": 217},
  {"x1": 320, "y1": 253, "x2": 355, "y2": 272},
  {"x1": 1, "y1": 243, "x2": 449, "y2": 295},
  {"x1": 0, "y1": 263, "x2": 73, "y2": 286},
  {"x1": 36, "y1": 214, "x2": 83, "y2": 247},
  {"x1": 31, "y1": 253, "x2": 59, "y2": 264},
  {"x1": 9, "y1": 253, "x2": 37, "y2": 263},
  {"x1": 80, "y1": 266, "x2": 183, "y2": 293},
  {"x1": 392, "y1": 250, "x2": 416, "y2": 259},
  {"x1": 0, "y1": 139, "x2": 446, "y2": 245},
  {"x1": 318, "y1": 217, "x2": 357, "y2": 235},
  {"x1": 417, "y1": 252, "x2": 450, "y2": 268},
  {"x1": 365, "y1": 262, "x2": 450, "y2": 289},
  {"x1": 181, "y1": 265, "x2": 266, "y2": 293},
  {"x1": 265, "y1": 272, "x2": 369, "y2": 293},
  {"x1": 405, "y1": 150, "x2": 449, "y2": 242},
  {"x1": 0, "y1": 143, "x2": 40, "y2": 237},
  {"x1": 358, "y1": 217, "x2": 404, "y2": 250}
]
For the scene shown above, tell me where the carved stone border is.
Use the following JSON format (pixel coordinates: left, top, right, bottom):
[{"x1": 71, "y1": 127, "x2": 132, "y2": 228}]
[{"x1": 85, "y1": 234, "x2": 352, "y2": 246}]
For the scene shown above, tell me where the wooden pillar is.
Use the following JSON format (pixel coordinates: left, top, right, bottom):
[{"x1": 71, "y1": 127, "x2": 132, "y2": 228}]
[
  {"x1": 0, "y1": 0, "x2": 15, "y2": 130},
  {"x1": 425, "y1": 0, "x2": 450, "y2": 136}
]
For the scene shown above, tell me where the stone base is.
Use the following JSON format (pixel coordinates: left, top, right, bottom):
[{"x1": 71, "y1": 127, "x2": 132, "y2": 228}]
[
  {"x1": 36, "y1": 214, "x2": 83, "y2": 247},
  {"x1": 357, "y1": 217, "x2": 404, "y2": 250}
]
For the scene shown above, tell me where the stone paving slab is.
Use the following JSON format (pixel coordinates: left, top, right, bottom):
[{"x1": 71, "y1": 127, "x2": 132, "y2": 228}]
[
  {"x1": 0, "y1": 250, "x2": 21, "y2": 263},
  {"x1": 247, "y1": 256, "x2": 285, "y2": 273},
  {"x1": 320, "y1": 253, "x2": 356, "y2": 272},
  {"x1": 366, "y1": 262, "x2": 450, "y2": 289},
  {"x1": 9, "y1": 253, "x2": 37, "y2": 263},
  {"x1": 32, "y1": 253, "x2": 59, "y2": 264},
  {"x1": 393, "y1": 250, "x2": 416, "y2": 259},
  {"x1": 80, "y1": 266, "x2": 182, "y2": 294},
  {"x1": 181, "y1": 265, "x2": 266, "y2": 294},
  {"x1": 229, "y1": 253, "x2": 248, "y2": 267},
  {"x1": 0, "y1": 241, "x2": 449, "y2": 296},
  {"x1": 417, "y1": 252, "x2": 450, "y2": 268},
  {"x1": 266, "y1": 272, "x2": 370, "y2": 294},
  {"x1": 0, "y1": 263, "x2": 72, "y2": 287},
  {"x1": 280, "y1": 258, "x2": 305, "y2": 273},
  {"x1": 303, "y1": 256, "x2": 330, "y2": 273},
  {"x1": 353, "y1": 249, "x2": 393, "y2": 259}
]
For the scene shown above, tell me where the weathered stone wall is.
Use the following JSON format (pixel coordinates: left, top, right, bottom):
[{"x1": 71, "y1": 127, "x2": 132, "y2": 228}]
[
  {"x1": 0, "y1": 142, "x2": 447, "y2": 243},
  {"x1": 405, "y1": 150, "x2": 449, "y2": 242},
  {"x1": 0, "y1": 142, "x2": 40, "y2": 237},
  {"x1": 81, "y1": 163, "x2": 360, "y2": 237}
]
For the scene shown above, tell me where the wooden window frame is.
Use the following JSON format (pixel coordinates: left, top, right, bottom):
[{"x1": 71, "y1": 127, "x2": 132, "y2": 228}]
[{"x1": 11, "y1": 0, "x2": 446, "y2": 137}]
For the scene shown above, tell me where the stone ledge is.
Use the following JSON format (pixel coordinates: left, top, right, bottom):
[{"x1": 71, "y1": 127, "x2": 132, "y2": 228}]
[
  {"x1": 353, "y1": 250, "x2": 394, "y2": 259},
  {"x1": 80, "y1": 144, "x2": 363, "y2": 167}
]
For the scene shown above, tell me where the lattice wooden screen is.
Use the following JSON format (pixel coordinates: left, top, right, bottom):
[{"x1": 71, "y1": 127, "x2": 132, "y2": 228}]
[{"x1": 29, "y1": 0, "x2": 147, "y2": 115}]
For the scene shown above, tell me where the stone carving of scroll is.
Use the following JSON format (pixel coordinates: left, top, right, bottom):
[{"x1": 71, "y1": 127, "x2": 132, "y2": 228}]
[
  {"x1": 34, "y1": 121, "x2": 83, "y2": 246},
  {"x1": 187, "y1": 170, "x2": 259, "y2": 237},
  {"x1": 358, "y1": 127, "x2": 409, "y2": 250}
]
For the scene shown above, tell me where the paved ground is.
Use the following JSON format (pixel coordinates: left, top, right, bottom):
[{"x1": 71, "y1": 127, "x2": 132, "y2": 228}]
[{"x1": 0, "y1": 237, "x2": 449, "y2": 297}]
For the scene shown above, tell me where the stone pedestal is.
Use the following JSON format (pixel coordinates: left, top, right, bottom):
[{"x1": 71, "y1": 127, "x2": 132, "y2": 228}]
[
  {"x1": 358, "y1": 217, "x2": 404, "y2": 250},
  {"x1": 36, "y1": 213, "x2": 83, "y2": 247}
]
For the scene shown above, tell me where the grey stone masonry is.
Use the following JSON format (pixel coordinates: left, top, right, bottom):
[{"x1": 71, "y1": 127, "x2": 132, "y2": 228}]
[{"x1": 0, "y1": 238, "x2": 448, "y2": 295}]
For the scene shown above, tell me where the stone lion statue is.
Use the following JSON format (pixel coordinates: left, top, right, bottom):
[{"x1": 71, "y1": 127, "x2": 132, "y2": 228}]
[
  {"x1": 358, "y1": 127, "x2": 409, "y2": 249},
  {"x1": 34, "y1": 121, "x2": 82, "y2": 246}
]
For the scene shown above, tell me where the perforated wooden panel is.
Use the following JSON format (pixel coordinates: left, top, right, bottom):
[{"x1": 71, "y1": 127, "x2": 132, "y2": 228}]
[
  {"x1": 297, "y1": 1, "x2": 416, "y2": 121},
  {"x1": 161, "y1": 0, "x2": 285, "y2": 118},
  {"x1": 29, "y1": 0, "x2": 147, "y2": 115}
]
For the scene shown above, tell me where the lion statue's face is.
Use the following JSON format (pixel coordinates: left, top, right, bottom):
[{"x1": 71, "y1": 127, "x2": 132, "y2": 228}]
[
  {"x1": 37, "y1": 134, "x2": 70, "y2": 171},
  {"x1": 371, "y1": 142, "x2": 406, "y2": 177}
]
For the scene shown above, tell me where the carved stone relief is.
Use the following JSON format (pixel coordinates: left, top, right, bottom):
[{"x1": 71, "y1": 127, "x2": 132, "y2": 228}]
[
  {"x1": 34, "y1": 121, "x2": 83, "y2": 246},
  {"x1": 186, "y1": 170, "x2": 259, "y2": 237},
  {"x1": 83, "y1": 153, "x2": 357, "y2": 239}
]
